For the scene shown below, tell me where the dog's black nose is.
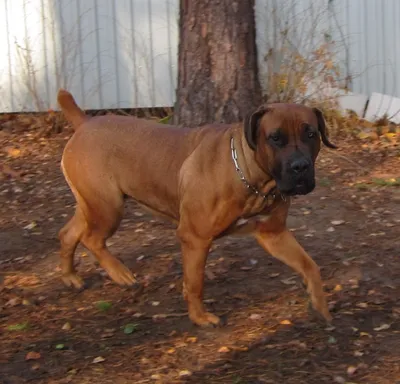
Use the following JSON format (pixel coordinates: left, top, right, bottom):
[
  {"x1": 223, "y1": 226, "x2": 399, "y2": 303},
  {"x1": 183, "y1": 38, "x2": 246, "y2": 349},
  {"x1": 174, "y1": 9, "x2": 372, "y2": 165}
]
[{"x1": 290, "y1": 158, "x2": 310, "y2": 174}]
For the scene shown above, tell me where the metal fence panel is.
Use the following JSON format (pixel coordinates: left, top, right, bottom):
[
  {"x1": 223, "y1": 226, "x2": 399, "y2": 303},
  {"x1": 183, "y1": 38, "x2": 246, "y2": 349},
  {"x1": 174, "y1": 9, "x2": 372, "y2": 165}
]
[
  {"x1": 0, "y1": 0, "x2": 179, "y2": 112},
  {"x1": 0, "y1": 0, "x2": 399, "y2": 113}
]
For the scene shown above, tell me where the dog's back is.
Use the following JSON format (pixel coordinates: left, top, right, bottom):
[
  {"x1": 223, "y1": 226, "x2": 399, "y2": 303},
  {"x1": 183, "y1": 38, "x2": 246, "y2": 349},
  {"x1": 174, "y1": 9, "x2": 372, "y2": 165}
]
[{"x1": 58, "y1": 90, "x2": 230, "y2": 221}]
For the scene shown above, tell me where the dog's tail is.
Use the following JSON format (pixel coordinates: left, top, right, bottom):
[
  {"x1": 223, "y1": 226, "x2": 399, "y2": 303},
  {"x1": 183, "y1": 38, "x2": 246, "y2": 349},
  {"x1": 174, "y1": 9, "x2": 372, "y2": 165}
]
[{"x1": 57, "y1": 89, "x2": 87, "y2": 131}]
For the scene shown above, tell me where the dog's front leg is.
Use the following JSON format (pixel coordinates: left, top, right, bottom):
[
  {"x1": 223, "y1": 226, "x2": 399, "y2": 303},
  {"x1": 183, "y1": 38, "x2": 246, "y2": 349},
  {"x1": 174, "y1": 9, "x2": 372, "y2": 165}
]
[
  {"x1": 255, "y1": 226, "x2": 332, "y2": 322},
  {"x1": 177, "y1": 229, "x2": 220, "y2": 327}
]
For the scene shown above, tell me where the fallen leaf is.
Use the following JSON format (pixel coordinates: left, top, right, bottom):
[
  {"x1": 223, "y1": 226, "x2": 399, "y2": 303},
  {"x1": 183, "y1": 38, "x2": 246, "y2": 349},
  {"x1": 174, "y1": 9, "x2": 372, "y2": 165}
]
[
  {"x1": 92, "y1": 356, "x2": 105, "y2": 364},
  {"x1": 95, "y1": 301, "x2": 112, "y2": 311},
  {"x1": 347, "y1": 365, "x2": 358, "y2": 376},
  {"x1": 186, "y1": 337, "x2": 197, "y2": 343},
  {"x1": 334, "y1": 284, "x2": 343, "y2": 292},
  {"x1": 354, "y1": 350, "x2": 364, "y2": 357},
  {"x1": 204, "y1": 298, "x2": 216, "y2": 304},
  {"x1": 374, "y1": 323, "x2": 391, "y2": 331},
  {"x1": 62, "y1": 322, "x2": 72, "y2": 330},
  {"x1": 5, "y1": 297, "x2": 21, "y2": 307},
  {"x1": 7, "y1": 322, "x2": 29, "y2": 331},
  {"x1": 168, "y1": 283, "x2": 176, "y2": 290},
  {"x1": 331, "y1": 167, "x2": 342, "y2": 174},
  {"x1": 205, "y1": 270, "x2": 216, "y2": 280},
  {"x1": 333, "y1": 376, "x2": 346, "y2": 384},
  {"x1": 101, "y1": 326, "x2": 116, "y2": 338},
  {"x1": 356, "y1": 302, "x2": 368, "y2": 309},
  {"x1": 151, "y1": 301, "x2": 160, "y2": 307},
  {"x1": 280, "y1": 277, "x2": 297, "y2": 285},
  {"x1": 151, "y1": 374, "x2": 162, "y2": 380},
  {"x1": 67, "y1": 368, "x2": 78, "y2": 375},
  {"x1": 357, "y1": 132, "x2": 372, "y2": 140},
  {"x1": 167, "y1": 348, "x2": 175, "y2": 354},
  {"x1": 6, "y1": 147, "x2": 21, "y2": 157},
  {"x1": 328, "y1": 336, "x2": 337, "y2": 344},
  {"x1": 249, "y1": 314, "x2": 262, "y2": 320},
  {"x1": 287, "y1": 340, "x2": 307, "y2": 349},
  {"x1": 123, "y1": 323, "x2": 138, "y2": 334},
  {"x1": 369, "y1": 232, "x2": 385, "y2": 237},
  {"x1": 269, "y1": 273, "x2": 280, "y2": 278},
  {"x1": 179, "y1": 370, "x2": 192, "y2": 377},
  {"x1": 55, "y1": 344, "x2": 65, "y2": 350},
  {"x1": 331, "y1": 220, "x2": 345, "y2": 225},
  {"x1": 326, "y1": 227, "x2": 335, "y2": 232},
  {"x1": 280, "y1": 319, "x2": 292, "y2": 325},
  {"x1": 218, "y1": 346, "x2": 230, "y2": 353},
  {"x1": 23, "y1": 222, "x2": 37, "y2": 230},
  {"x1": 25, "y1": 351, "x2": 41, "y2": 360}
]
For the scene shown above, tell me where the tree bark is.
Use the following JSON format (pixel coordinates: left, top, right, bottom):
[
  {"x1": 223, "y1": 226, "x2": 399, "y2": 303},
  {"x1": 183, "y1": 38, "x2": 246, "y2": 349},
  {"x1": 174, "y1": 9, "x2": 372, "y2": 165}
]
[{"x1": 174, "y1": 0, "x2": 262, "y2": 127}]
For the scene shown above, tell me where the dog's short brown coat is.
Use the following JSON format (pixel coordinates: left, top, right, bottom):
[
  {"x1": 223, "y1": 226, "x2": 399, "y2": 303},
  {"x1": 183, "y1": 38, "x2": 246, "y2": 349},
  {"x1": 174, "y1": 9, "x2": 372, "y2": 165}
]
[{"x1": 57, "y1": 89, "x2": 335, "y2": 326}]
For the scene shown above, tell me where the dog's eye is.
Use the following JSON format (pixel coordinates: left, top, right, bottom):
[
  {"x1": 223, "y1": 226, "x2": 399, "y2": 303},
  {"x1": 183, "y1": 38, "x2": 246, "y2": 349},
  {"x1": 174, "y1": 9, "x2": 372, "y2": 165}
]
[
  {"x1": 308, "y1": 131, "x2": 316, "y2": 139},
  {"x1": 268, "y1": 130, "x2": 286, "y2": 147},
  {"x1": 270, "y1": 134, "x2": 280, "y2": 142}
]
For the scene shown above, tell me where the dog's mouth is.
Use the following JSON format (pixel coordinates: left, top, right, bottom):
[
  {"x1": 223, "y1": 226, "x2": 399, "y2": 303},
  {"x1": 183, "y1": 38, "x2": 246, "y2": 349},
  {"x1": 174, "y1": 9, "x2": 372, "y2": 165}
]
[
  {"x1": 295, "y1": 181, "x2": 314, "y2": 195},
  {"x1": 278, "y1": 179, "x2": 315, "y2": 196}
]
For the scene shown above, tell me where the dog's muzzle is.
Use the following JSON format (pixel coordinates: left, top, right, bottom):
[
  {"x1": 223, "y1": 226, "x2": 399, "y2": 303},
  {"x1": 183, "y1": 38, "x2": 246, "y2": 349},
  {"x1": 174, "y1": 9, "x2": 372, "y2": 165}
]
[{"x1": 278, "y1": 156, "x2": 315, "y2": 196}]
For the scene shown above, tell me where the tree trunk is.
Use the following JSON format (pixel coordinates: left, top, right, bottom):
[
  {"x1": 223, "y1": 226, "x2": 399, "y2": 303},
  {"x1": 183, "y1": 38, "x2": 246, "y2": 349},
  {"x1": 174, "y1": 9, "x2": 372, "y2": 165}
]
[{"x1": 174, "y1": 0, "x2": 262, "y2": 127}]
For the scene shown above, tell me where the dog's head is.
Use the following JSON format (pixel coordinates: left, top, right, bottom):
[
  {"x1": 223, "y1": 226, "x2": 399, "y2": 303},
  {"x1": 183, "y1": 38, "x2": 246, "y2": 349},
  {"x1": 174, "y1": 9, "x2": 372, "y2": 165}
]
[{"x1": 244, "y1": 103, "x2": 337, "y2": 196}]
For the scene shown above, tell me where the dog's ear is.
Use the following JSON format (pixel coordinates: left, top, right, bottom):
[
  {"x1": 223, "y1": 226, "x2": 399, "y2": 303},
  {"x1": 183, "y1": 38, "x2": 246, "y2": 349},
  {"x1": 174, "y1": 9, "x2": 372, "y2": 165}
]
[
  {"x1": 313, "y1": 108, "x2": 338, "y2": 149},
  {"x1": 244, "y1": 107, "x2": 269, "y2": 150}
]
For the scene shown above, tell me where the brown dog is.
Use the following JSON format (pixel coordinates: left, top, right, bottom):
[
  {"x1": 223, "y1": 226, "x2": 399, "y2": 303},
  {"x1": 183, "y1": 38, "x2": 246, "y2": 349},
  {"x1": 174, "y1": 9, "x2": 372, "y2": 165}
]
[{"x1": 57, "y1": 89, "x2": 336, "y2": 327}]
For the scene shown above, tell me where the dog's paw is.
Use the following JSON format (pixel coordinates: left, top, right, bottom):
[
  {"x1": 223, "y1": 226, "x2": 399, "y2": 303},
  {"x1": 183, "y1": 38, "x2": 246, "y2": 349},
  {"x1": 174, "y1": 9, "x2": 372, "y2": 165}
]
[
  {"x1": 62, "y1": 273, "x2": 86, "y2": 290},
  {"x1": 190, "y1": 311, "x2": 222, "y2": 328},
  {"x1": 307, "y1": 298, "x2": 333, "y2": 324},
  {"x1": 103, "y1": 259, "x2": 137, "y2": 286}
]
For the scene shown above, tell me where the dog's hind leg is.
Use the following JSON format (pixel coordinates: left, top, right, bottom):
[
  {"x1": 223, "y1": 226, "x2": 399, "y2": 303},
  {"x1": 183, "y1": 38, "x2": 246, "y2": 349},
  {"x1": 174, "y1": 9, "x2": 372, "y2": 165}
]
[
  {"x1": 78, "y1": 193, "x2": 137, "y2": 287},
  {"x1": 59, "y1": 176, "x2": 136, "y2": 288},
  {"x1": 59, "y1": 206, "x2": 87, "y2": 289}
]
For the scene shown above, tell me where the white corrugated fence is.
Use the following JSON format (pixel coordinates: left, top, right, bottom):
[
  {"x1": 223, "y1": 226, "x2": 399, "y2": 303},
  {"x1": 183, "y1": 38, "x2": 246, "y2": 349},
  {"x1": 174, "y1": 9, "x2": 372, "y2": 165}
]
[{"x1": 1, "y1": 0, "x2": 400, "y2": 120}]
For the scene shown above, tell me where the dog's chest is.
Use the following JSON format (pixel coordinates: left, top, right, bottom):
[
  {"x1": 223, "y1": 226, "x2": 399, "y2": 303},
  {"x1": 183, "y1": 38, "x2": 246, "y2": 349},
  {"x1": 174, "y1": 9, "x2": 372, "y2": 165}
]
[
  {"x1": 241, "y1": 192, "x2": 281, "y2": 218},
  {"x1": 219, "y1": 197, "x2": 282, "y2": 238},
  {"x1": 232, "y1": 214, "x2": 271, "y2": 234}
]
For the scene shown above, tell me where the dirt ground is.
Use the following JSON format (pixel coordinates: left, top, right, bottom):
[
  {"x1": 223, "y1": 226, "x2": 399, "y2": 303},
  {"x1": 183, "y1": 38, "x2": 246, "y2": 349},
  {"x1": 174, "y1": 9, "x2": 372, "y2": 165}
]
[{"x1": 0, "y1": 125, "x2": 399, "y2": 384}]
